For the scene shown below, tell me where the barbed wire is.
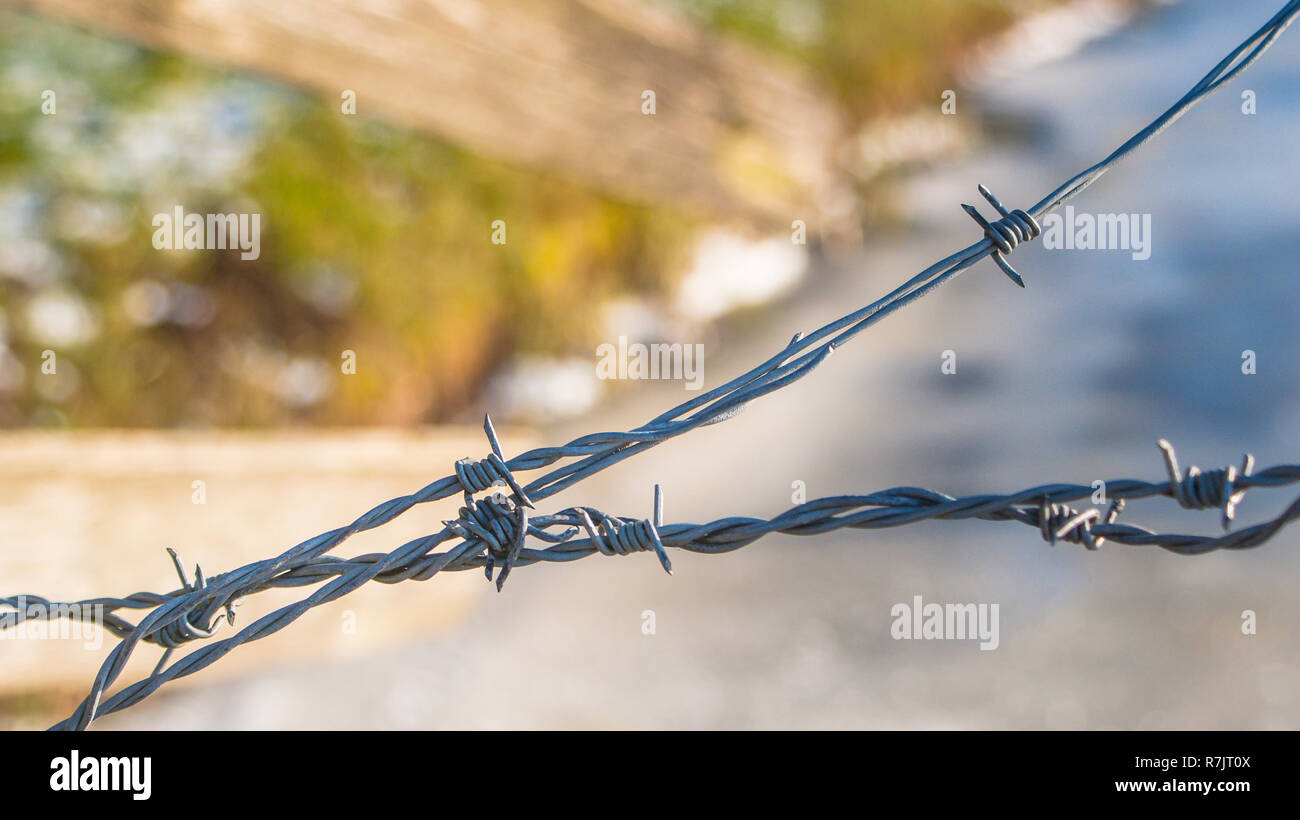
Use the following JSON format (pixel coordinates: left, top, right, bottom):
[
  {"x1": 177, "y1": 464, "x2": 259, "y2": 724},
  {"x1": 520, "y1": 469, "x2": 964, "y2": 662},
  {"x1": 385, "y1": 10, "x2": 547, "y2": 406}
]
[
  {"x1": 7, "y1": 438, "x2": 1300, "y2": 730},
  {"x1": 5, "y1": 0, "x2": 1300, "y2": 730}
]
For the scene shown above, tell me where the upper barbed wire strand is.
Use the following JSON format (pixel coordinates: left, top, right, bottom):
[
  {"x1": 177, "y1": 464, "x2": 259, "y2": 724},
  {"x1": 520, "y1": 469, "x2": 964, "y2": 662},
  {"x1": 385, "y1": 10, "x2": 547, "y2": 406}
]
[{"x1": 9, "y1": 0, "x2": 1300, "y2": 729}]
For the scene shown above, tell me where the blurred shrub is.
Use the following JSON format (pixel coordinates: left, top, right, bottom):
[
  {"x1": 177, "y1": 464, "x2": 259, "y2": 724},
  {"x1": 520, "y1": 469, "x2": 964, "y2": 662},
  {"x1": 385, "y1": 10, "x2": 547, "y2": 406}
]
[
  {"x1": 672, "y1": 0, "x2": 1015, "y2": 122},
  {"x1": 0, "y1": 11, "x2": 693, "y2": 427},
  {"x1": 0, "y1": 2, "x2": 1028, "y2": 428}
]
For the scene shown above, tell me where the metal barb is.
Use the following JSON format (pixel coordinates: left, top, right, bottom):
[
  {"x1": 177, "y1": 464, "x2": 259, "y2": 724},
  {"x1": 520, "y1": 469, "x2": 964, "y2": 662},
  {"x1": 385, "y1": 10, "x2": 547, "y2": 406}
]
[
  {"x1": 961, "y1": 185, "x2": 1041, "y2": 287},
  {"x1": 494, "y1": 502, "x2": 529, "y2": 592},
  {"x1": 1038, "y1": 502, "x2": 1103, "y2": 549},
  {"x1": 153, "y1": 548, "x2": 238, "y2": 661},
  {"x1": 449, "y1": 489, "x2": 530, "y2": 591},
  {"x1": 1036, "y1": 492, "x2": 1127, "y2": 551},
  {"x1": 454, "y1": 413, "x2": 533, "y2": 508},
  {"x1": 1157, "y1": 439, "x2": 1254, "y2": 530},
  {"x1": 571, "y1": 485, "x2": 672, "y2": 574},
  {"x1": 648, "y1": 484, "x2": 672, "y2": 575},
  {"x1": 165, "y1": 546, "x2": 193, "y2": 592}
]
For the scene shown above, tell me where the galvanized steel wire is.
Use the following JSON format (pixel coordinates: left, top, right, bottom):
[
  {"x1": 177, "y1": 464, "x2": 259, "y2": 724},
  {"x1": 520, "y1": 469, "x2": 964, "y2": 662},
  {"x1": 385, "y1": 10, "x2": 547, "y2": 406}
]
[{"x1": 5, "y1": 0, "x2": 1300, "y2": 730}]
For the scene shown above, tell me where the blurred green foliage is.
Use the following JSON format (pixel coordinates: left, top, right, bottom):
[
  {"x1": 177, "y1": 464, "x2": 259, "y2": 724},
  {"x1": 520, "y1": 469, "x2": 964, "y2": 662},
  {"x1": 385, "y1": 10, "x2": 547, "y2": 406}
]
[
  {"x1": 673, "y1": 0, "x2": 1015, "y2": 122},
  {"x1": 0, "y1": 11, "x2": 692, "y2": 427},
  {"x1": 0, "y1": 2, "x2": 1025, "y2": 428}
]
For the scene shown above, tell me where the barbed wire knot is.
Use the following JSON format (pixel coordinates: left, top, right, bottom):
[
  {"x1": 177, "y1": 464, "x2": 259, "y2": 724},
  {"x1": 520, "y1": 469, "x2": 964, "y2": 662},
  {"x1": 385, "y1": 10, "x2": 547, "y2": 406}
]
[
  {"x1": 152, "y1": 548, "x2": 239, "y2": 646},
  {"x1": 1036, "y1": 498, "x2": 1125, "y2": 550},
  {"x1": 148, "y1": 548, "x2": 240, "y2": 675},
  {"x1": 1157, "y1": 439, "x2": 1254, "y2": 530},
  {"x1": 962, "y1": 184, "x2": 1041, "y2": 287},
  {"x1": 575, "y1": 484, "x2": 672, "y2": 574},
  {"x1": 454, "y1": 414, "x2": 533, "y2": 508},
  {"x1": 446, "y1": 490, "x2": 528, "y2": 592}
]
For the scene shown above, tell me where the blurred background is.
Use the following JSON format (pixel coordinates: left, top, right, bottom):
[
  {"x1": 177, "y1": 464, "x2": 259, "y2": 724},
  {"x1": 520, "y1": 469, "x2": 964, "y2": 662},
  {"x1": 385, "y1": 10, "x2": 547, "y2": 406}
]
[{"x1": 2, "y1": 0, "x2": 1298, "y2": 729}]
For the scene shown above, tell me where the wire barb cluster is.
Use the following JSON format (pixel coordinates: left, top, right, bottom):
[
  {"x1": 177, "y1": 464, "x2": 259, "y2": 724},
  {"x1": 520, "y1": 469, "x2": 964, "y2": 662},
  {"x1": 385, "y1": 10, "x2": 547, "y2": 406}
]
[
  {"x1": 1158, "y1": 438, "x2": 1254, "y2": 530},
  {"x1": 575, "y1": 484, "x2": 672, "y2": 574},
  {"x1": 152, "y1": 549, "x2": 239, "y2": 648},
  {"x1": 454, "y1": 415, "x2": 534, "y2": 507},
  {"x1": 5, "y1": 1, "x2": 1300, "y2": 731},
  {"x1": 147, "y1": 549, "x2": 241, "y2": 674},
  {"x1": 446, "y1": 491, "x2": 528, "y2": 591},
  {"x1": 961, "y1": 184, "x2": 1041, "y2": 287},
  {"x1": 1035, "y1": 499, "x2": 1125, "y2": 550}
]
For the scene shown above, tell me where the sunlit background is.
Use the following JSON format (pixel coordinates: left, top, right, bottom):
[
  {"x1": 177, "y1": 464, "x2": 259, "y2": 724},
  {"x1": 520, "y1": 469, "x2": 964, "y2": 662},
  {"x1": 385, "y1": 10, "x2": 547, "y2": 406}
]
[{"x1": 3, "y1": 0, "x2": 1298, "y2": 729}]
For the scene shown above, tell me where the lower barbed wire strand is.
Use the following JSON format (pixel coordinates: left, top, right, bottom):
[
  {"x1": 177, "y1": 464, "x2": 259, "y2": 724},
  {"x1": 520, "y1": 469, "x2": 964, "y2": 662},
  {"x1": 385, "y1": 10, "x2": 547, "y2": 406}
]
[
  {"x1": 19, "y1": 463, "x2": 1300, "y2": 642},
  {"x1": 21, "y1": 454, "x2": 1300, "y2": 729}
]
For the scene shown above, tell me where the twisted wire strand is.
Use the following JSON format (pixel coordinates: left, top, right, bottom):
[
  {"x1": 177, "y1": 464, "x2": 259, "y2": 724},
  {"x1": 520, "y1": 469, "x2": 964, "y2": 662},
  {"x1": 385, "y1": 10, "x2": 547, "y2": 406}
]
[
  {"x1": 33, "y1": 444, "x2": 1287, "y2": 629},
  {"x1": 24, "y1": 444, "x2": 1300, "y2": 729},
  {"x1": 7, "y1": 1, "x2": 1300, "y2": 730}
]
